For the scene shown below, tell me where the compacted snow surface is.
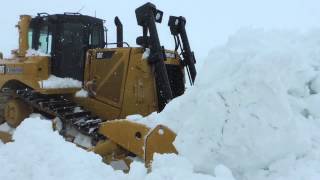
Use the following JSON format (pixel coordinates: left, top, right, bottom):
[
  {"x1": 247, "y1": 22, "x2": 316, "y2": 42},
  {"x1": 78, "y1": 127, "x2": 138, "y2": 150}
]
[{"x1": 2, "y1": 29, "x2": 320, "y2": 180}]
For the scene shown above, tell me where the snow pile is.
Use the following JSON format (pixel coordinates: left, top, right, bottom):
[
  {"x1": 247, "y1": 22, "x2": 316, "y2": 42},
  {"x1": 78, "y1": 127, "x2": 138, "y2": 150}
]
[
  {"x1": 26, "y1": 49, "x2": 50, "y2": 57},
  {"x1": 137, "y1": 29, "x2": 320, "y2": 179},
  {"x1": 0, "y1": 115, "x2": 234, "y2": 180},
  {"x1": 39, "y1": 75, "x2": 82, "y2": 89}
]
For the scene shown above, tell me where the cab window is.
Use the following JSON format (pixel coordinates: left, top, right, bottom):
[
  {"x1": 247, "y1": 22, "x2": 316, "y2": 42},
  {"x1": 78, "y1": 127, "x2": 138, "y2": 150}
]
[
  {"x1": 38, "y1": 25, "x2": 52, "y2": 54},
  {"x1": 29, "y1": 21, "x2": 53, "y2": 55},
  {"x1": 89, "y1": 25, "x2": 103, "y2": 48},
  {"x1": 28, "y1": 29, "x2": 33, "y2": 49}
]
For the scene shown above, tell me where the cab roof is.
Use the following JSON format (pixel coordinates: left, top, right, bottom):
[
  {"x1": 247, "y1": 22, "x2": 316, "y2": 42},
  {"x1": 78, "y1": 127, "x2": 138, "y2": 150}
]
[{"x1": 32, "y1": 13, "x2": 104, "y2": 25}]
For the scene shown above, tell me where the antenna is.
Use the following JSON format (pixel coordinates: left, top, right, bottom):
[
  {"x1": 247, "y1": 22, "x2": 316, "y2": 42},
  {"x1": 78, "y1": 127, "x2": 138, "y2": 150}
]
[{"x1": 77, "y1": 6, "x2": 85, "y2": 13}]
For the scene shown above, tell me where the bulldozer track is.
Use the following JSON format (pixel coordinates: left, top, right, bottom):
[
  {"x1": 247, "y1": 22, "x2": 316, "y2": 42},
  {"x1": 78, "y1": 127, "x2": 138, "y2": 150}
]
[{"x1": 15, "y1": 88, "x2": 105, "y2": 145}]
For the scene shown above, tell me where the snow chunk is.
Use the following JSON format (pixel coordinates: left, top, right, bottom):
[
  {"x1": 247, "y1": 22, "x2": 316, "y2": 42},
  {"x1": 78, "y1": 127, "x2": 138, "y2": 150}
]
[
  {"x1": 0, "y1": 123, "x2": 15, "y2": 134},
  {"x1": 126, "y1": 114, "x2": 144, "y2": 121},
  {"x1": 73, "y1": 107, "x2": 84, "y2": 113},
  {"x1": 26, "y1": 49, "x2": 50, "y2": 57},
  {"x1": 75, "y1": 89, "x2": 89, "y2": 98},
  {"x1": 39, "y1": 75, "x2": 82, "y2": 89},
  {"x1": 142, "y1": 48, "x2": 150, "y2": 59}
]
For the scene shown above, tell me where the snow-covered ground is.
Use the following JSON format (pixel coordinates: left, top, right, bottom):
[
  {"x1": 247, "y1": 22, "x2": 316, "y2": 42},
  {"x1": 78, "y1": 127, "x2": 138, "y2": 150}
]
[
  {"x1": 2, "y1": 29, "x2": 320, "y2": 180},
  {"x1": 0, "y1": 115, "x2": 232, "y2": 180}
]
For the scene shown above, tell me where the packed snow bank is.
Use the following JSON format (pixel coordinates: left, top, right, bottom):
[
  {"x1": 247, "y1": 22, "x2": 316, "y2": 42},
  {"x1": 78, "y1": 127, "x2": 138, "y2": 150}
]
[
  {"x1": 136, "y1": 28, "x2": 320, "y2": 179},
  {"x1": 39, "y1": 75, "x2": 82, "y2": 89},
  {"x1": 0, "y1": 115, "x2": 234, "y2": 180}
]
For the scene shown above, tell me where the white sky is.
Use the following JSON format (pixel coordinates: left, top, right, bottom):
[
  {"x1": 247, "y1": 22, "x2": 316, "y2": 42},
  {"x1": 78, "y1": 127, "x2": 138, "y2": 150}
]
[{"x1": 1, "y1": 0, "x2": 320, "y2": 61}]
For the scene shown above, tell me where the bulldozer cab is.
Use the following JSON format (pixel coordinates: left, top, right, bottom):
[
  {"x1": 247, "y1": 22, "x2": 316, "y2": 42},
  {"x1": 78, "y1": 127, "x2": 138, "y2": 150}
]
[{"x1": 28, "y1": 14, "x2": 105, "y2": 81}]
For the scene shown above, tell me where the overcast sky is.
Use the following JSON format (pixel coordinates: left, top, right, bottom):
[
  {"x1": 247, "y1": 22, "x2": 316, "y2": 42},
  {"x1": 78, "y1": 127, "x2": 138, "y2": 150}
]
[{"x1": 1, "y1": 0, "x2": 320, "y2": 61}]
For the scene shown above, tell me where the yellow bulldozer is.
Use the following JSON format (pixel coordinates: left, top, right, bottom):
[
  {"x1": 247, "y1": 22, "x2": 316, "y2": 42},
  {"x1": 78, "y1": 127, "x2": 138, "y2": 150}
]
[{"x1": 0, "y1": 2, "x2": 196, "y2": 170}]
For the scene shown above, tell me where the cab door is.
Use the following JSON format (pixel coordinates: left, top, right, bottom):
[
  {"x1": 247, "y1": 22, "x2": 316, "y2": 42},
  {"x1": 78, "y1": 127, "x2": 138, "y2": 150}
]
[
  {"x1": 88, "y1": 48, "x2": 131, "y2": 108},
  {"x1": 54, "y1": 23, "x2": 87, "y2": 81}
]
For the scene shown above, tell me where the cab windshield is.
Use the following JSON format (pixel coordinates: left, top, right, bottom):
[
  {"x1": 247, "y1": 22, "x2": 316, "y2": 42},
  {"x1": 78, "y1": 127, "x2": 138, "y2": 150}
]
[
  {"x1": 28, "y1": 15, "x2": 104, "y2": 55},
  {"x1": 28, "y1": 23, "x2": 52, "y2": 54}
]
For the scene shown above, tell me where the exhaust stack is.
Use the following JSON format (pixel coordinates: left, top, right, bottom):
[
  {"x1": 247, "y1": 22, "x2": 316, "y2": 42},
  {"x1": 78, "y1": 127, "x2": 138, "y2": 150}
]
[
  {"x1": 114, "y1": 16, "x2": 123, "y2": 47},
  {"x1": 18, "y1": 15, "x2": 31, "y2": 57}
]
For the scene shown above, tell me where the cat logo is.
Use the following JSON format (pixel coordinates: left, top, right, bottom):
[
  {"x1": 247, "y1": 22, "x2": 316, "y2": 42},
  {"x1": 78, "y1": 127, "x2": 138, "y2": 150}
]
[
  {"x1": 96, "y1": 51, "x2": 115, "y2": 60},
  {"x1": 96, "y1": 52, "x2": 103, "y2": 59}
]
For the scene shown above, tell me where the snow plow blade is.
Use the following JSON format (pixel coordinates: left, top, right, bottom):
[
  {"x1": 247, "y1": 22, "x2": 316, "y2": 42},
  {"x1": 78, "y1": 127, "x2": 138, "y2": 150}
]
[
  {"x1": 0, "y1": 131, "x2": 12, "y2": 143},
  {"x1": 97, "y1": 120, "x2": 178, "y2": 167}
]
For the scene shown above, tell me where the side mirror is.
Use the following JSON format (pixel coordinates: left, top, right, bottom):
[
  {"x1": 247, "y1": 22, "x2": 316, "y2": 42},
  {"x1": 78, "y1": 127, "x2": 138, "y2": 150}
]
[
  {"x1": 0, "y1": 52, "x2": 3, "y2": 59},
  {"x1": 136, "y1": 36, "x2": 150, "y2": 47}
]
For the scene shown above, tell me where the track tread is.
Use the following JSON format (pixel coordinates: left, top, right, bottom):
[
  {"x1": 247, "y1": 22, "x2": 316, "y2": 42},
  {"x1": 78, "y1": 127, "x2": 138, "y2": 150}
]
[{"x1": 16, "y1": 89, "x2": 104, "y2": 143}]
